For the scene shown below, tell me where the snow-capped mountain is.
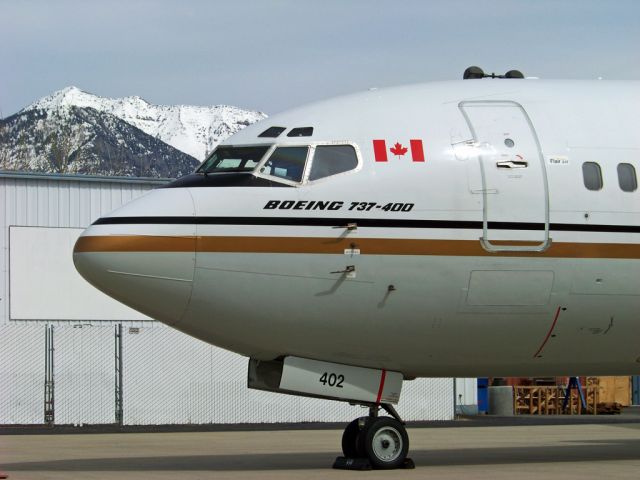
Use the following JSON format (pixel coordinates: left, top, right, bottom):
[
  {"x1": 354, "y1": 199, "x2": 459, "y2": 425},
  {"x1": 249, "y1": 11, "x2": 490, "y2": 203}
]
[
  {"x1": 23, "y1": 86, "x2": 267, "y2": 160},
  {"x1": 0, "y1": 86, "x2": 268, "y2": 177},
  {"x1": 0, "y1": 105, "x2": 199, "y2": 178}
]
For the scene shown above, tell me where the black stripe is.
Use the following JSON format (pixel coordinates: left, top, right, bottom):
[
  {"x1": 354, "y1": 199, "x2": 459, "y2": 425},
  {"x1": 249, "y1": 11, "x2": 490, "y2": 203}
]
[
  {"x1": 548, "y1": 223, "x2": 640, "y2": 233},
  {"x1": 91, "y1": 216, "x2": 640, "y2": 233}
]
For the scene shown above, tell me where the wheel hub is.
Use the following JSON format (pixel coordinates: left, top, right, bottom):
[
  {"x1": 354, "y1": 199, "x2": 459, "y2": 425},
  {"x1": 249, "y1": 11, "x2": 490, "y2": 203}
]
[{"x1": 372, "y1": 426, "x2": 402, "y2": 461}]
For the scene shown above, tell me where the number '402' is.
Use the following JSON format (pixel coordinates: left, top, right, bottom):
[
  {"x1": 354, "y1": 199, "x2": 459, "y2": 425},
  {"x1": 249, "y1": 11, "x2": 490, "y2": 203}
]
[{"x1": 319, "y1": 372, "x2": 344, "y2": 388}]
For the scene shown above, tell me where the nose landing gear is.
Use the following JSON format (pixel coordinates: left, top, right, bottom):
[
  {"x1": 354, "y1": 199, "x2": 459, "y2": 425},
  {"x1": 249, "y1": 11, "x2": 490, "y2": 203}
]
[{"x1": 334, "y1": 404, "x2": 414, "y2": 470}]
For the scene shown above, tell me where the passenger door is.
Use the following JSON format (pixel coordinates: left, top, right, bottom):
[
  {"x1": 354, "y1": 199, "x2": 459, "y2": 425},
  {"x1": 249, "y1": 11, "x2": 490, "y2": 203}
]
[{"x1": 459, "y1": 101, "x2": 550, "y2": 252}]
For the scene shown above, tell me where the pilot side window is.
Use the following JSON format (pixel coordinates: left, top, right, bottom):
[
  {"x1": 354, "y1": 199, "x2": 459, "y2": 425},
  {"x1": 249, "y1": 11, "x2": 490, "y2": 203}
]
[
  {"x1": 582, "y1": 162, "x2": 603, "y2": 191},
  {"x1": 197, "y1": 146, "x2": 270, "y2": 174},
  {"x1": 260, "y1": 146, "x2": 308, "y2": 182},
  {"x1": 308, "y1": 145, "x2": 359, "y2": 181},
  {"x1": 617, "y1": 163, "x2": 637, "y2": 192}
]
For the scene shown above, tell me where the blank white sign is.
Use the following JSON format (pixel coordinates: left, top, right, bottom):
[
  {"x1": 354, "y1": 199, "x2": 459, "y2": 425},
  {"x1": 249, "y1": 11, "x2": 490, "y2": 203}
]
[{"x1": 9, "y1": 226, "x2": 150, "y2": 321}]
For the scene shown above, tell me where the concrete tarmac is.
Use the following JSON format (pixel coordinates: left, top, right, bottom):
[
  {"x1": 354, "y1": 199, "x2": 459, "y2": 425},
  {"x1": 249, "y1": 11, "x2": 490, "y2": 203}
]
[{"x1": 2, "y1": 421, "x2": 640, "y2": 480}]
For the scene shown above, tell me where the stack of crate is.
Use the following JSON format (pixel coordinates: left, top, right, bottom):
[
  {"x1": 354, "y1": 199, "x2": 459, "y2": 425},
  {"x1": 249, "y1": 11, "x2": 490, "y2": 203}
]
[{"x1": 512, "y1": 376, "x2": 631, "y2": 415}]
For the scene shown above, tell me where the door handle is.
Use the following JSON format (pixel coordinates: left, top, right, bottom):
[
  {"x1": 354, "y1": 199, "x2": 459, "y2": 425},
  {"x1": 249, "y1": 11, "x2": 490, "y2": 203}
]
[
  {"x1": 332, "y1": 222, "x2": 357, "y2": 231},
  {"x1": 331, "y1": 265, "x2": 355, "y2": 275},
  {"x1": 496, "y1": 160, "x2": 528, "y2": 169}
]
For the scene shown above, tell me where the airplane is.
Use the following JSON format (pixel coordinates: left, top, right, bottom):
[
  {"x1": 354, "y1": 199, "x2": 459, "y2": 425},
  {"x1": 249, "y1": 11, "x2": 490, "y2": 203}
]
[{"x1": 73, "y1": 67, "x2": 640, "y2": 469}]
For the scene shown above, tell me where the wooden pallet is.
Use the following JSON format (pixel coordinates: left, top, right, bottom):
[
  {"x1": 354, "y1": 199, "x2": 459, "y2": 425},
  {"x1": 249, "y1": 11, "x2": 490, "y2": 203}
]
[{"x1": 514, "y1": 385, "x2": 598, "y2": 415}]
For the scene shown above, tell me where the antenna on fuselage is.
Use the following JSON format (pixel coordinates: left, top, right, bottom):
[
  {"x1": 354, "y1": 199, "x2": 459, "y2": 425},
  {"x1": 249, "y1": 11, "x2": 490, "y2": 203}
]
[{"x1": 463, "y1": 66, "x2": 524, "y2": 79}]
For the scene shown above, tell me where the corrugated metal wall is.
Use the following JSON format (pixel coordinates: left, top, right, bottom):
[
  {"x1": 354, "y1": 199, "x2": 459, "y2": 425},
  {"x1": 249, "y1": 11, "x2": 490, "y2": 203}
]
[{"x1": 0, "y1": 173, "x2": 456, "y2": 425}]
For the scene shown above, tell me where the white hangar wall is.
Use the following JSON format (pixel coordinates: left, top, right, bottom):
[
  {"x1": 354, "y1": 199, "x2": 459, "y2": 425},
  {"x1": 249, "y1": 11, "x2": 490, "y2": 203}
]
[{"x1": 0, "y1": 171, "x2": 465, "y2": 425}]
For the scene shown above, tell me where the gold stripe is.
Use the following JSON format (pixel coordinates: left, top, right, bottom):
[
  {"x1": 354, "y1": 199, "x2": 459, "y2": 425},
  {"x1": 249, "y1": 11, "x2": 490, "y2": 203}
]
[
  {"x1": 74, "y1": 235, "x2": 640, "y2": 259},
  {"x1": 74, "y1": 235, "x2": 195, "y2": 253}
]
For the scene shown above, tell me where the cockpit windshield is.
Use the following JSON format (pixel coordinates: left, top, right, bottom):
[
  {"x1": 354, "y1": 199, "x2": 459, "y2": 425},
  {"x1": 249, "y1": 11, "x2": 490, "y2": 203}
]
[{"x1": 197, "y1": 146, "x2": 270, "y2": 174}]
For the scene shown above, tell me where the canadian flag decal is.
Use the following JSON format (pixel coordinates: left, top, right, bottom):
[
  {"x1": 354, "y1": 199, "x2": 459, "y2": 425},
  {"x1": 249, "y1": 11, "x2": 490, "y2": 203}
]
[{"x1": 373, "y1": 139, "x2": 425, "y2": 162}]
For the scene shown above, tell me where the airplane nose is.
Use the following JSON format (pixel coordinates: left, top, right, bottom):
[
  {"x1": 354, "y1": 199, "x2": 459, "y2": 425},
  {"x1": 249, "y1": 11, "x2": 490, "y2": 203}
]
[{"x1": 73, "y1": 188, "x2": 196, "y2": 325}]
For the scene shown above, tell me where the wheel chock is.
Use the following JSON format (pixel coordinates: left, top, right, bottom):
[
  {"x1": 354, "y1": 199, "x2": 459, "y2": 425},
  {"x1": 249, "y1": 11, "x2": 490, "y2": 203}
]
[
  {"x1": 333, "y1": 457, "x2": 415, "y2": 470},
  {"x1": 402, "y1": 458, "x2": 416, "y2": 469},
  {"x1": 333, "y1": 457, "x2": 372, "y2": 470}
]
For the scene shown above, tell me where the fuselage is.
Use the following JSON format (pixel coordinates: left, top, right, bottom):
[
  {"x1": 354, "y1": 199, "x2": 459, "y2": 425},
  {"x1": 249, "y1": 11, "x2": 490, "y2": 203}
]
[{"x1": 74, "y1": 79, "x2": 640, "y2": 379}]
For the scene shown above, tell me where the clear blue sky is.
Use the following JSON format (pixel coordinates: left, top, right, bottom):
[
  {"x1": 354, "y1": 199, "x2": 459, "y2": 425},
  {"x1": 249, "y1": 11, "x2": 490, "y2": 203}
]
[{"x1": 1, "y1": 0, "x2": 638, "y2": 116}]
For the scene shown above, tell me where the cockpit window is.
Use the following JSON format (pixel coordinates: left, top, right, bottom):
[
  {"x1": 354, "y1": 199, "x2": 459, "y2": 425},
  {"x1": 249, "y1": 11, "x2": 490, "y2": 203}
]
[
  {"x1": 260, "y1": 146, "x2": 309, "y2": 182},
  {"x1": 309, "y1": 145, "x2": 359, "y2": 181},
  {"x1": 287, "y1": 127, "x2": 314, "y2": 137},
  {"x1": 197, "y1": 146, "x2": 270, "y2": 174},
  {"x1": 258, "y1": 126, "x2": 286, "y2": 138}
]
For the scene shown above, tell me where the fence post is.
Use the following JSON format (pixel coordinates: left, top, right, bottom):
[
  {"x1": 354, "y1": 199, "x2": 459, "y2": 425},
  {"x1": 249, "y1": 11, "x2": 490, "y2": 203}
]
[
  {"x1": 115, "y1": 324, "x2": 123, "y2": 426},
  {"x1": 44, "y1": 325, "x2": 54, "y2": 425}
]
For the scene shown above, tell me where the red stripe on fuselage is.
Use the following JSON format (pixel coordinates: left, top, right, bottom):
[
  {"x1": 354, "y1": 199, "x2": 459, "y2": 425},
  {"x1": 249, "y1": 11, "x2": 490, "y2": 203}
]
[
  {"x1": 376, "y1": 369, "x2": 387, "y2": 404},
  {"x1": 533, "y1": 306, "x2": 563, "y2": 358}
]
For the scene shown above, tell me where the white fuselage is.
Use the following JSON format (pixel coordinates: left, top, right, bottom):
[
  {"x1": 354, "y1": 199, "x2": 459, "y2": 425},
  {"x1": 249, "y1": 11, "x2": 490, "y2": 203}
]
[{"x1": 74, "y1": 79, "x2": 640, "y2": 379}]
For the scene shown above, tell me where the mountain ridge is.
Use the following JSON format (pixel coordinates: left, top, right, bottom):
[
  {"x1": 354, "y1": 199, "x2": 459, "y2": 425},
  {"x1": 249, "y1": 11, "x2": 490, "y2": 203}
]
[
  {"x1": 0, "y1": 86, "x2": 267, "y2": 178},
  {"x1": 0, "y1": 106, "x2": 200, "y2": 177},
  {"x1": 22, "y1": 86, "x2": 267, "y2": 160}
]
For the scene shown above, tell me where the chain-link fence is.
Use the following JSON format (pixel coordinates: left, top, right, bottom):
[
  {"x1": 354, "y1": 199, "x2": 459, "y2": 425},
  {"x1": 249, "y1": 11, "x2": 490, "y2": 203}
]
[
  {"x1": 0, "y1": 325, "x2": 44, "y2": 424},
  {"x1": 123, "y1": 326, "x2": 453, "y2": 424},
  {"x1": 0, "y1": 323, "x2": 454, "y2": 425},
  {"x1": 55, "y1": 326, "x2": 115, "y2": 425}
]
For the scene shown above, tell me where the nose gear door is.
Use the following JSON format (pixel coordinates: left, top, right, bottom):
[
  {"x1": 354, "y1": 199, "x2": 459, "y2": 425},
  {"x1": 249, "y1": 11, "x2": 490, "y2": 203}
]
[{"x1": 459, "y1": 101, "x2": 550, "y2": 252}]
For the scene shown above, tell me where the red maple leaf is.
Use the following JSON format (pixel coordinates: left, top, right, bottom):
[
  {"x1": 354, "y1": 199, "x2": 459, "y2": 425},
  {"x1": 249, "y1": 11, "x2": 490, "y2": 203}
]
[{"x1": 390, "y1": 142, "x2": 408, "y2": 156}]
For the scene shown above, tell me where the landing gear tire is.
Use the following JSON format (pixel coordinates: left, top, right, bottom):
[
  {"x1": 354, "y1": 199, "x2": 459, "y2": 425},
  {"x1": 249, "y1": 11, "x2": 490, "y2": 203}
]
[
  {"x1": 359, "y1": 417, "x2": 409, "y2": 469},
  {"x1": 341, "y1": 418, "x2": 362, "y2": 458}
]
